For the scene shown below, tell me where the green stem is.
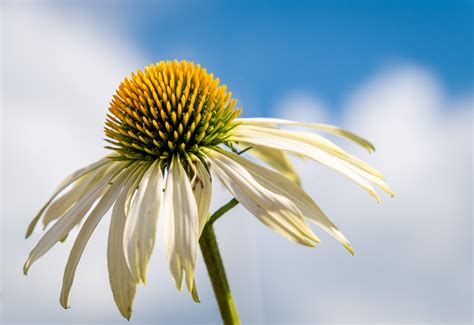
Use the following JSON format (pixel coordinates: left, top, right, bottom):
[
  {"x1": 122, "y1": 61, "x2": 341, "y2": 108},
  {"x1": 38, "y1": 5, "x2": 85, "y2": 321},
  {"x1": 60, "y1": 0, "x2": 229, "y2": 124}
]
[
  {"x1": 199, "y1": 201, "x2": 240, "y2": 324},
  {"x1": 208, "y1": 198, "x2": 239, "y2": 225}
]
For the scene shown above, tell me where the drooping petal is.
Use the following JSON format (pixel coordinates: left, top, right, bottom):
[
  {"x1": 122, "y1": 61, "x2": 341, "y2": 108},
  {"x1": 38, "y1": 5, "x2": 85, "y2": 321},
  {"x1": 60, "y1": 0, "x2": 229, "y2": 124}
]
[
  {"x1": 162, "y1": 157, "x2": 199, "y2": 293},
  {"x1": 343, "y1": 160, "x2": 395, "y2": 197},
  {"x1": 107, "y1": 164, "x2": 145, "y2": 319},
  {"x1": 123, "y1": 160, "x2": 164, "y2": 283},
  {"x1": 216, "y1": 149, "x2": 354, "y2": 254},
  {"x1": 235, "y1": 125, "x2": 394, "y2": 197},
  {"x1": 136, "y1": 163, "x2": 164, "y2": 283},
  {"x1": 239, "y1": 143, "x2": 301, "y2": 185},
  {"x1": 42, "y1": 165, "x2": 111, "y2": 228},
  {"x1": 236, "y1": 124, "x2": 385, "y2": 180},
  {"x1": 207, "y1": 149, "x2": 319, "y2": 247},
  {"x1": 230, "y1": 126, "x2": 383, "y2": 203},
  {"x1": 191, "y1": 159, "x2": 212, "y2": 236},
  {"x1": 123, "y1": 163, "x2": 153, "y2": 282},
  {"x1": 25, "y1": 157, "x2": 111, "y2": 238},
  {"x1": 41, "y1": 180, "x2": 88, "y2": 228},
  {"x1": 60, "y1": 163, "x2": 139, "y2": 309},
  {"x1": 236, "y1": 117, "x2": 375, "y2": 153},
  {"x1": 23, "y1": 162, "x2": 124, "y2": 275}
]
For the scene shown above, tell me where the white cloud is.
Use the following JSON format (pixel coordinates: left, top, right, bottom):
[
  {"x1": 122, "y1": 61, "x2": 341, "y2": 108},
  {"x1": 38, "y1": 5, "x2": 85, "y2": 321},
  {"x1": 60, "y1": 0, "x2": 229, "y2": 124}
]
[
  {"x1": 1, "y1": 3, "x2": 142, "y2": 323},
  {"x1": 274, "y1": 92, "x2": 330, "y2": 123},
  {"x1": 266, "y1": 65, "x2": 472, "y2": 323}
]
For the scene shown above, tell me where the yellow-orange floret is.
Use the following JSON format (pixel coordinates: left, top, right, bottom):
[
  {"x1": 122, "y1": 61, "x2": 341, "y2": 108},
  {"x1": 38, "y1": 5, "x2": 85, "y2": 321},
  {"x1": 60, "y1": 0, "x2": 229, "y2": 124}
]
[{"x1": 104, "y1": 60, "x2": 241, "y2": 165}]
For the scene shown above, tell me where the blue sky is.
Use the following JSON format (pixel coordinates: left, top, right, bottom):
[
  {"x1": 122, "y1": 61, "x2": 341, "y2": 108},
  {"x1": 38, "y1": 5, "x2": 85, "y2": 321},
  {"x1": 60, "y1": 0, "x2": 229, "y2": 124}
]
[{"x1": 83, "y1": 0, "x2": 473, "y2": 116}]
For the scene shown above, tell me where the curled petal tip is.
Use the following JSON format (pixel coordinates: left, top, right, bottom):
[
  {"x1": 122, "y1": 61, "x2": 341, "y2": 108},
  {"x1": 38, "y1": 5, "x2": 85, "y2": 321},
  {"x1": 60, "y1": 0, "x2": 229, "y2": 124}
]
[
  {"x1": 190, "y1": 278, "x2": 200, "y2": 302},
  {"x1": 191, "y1": 289, "x2": 200, "y2": 303},
  {"x1": 139, "y1": 273, "x2": 147, "y2": 285},
  {"x1": 60, "y1": 295, "x2": 71, "y2": 309},
  {"x1": 175, "y1": 281, "x2": 183, "y2": 292},
  {"x1": 302, "y1": 239, "x2": 317, "y2": 247},
  {"x1": 122, "y1": 310, "x2": 132, "y2": 321},
  {"x1": 306, "y1": 231, "x2": 321, "y2": 244},
  {"x1": 23, "y1": 260, "x2": 31, "y2": 275},
  {"x1": 344, "y1": 244, "x2": 355, "y2": 256},
  {"x1": 373, "y1": 195, "x2": 382, "y2": 204},
  {"x1": 365, "y1": 141, "x2": 375, "y2": 153},
  {"x1": 383, "y1": 185, "x2": 395, "y2": 198}
]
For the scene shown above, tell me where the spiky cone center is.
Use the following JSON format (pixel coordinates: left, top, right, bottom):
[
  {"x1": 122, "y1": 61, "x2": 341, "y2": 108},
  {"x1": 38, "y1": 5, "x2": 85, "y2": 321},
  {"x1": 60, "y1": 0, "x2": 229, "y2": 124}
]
[{"x1": 105, "y1": 60, "x2": 241, "y2": 167}]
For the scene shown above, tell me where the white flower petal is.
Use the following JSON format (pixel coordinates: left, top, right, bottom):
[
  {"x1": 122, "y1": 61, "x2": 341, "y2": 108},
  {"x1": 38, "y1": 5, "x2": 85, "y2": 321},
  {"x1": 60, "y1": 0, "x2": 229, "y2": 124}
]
[
  {"x1": 236, "y1": 117, "x2": 375, "y2": 152},
  {"x1": 239, "y1": 143, "x2": 301, "y2": 185},
  {"x1": 41, "y1": 182, "x2": 88, "y2": 228},
  {"x1": 217, "y1": 149, "x2": 354, "y2": 254},
  {"x1": 123, "y1": 164, "x2": 152, "y2": 282},
  {"x1": 54, "y1": 157, "x2": 115, "y2": 191},
  {"x1": 136, "y1": 163, "x2": 164, "y2": 283},
  {"x1": 42, "y1": 165, "x2": 110, "y2": 228},
  {"x1": 163, "y1": 157, "x2": 199, "y2": 292},
  {"x1": 23, "y1": 162, "x2": 123, "y2": 275},
  {"x1": 236, "y1": 124, "x2": 385, "y2": 180},
  {"x1": 235, "y1": 125, "x2": 393, "y2": 197},
  {"x1": 60, "y1": 163, "x2": 138, "y2": 309},
  {"x1": 343, "y1": 160, "x2": 395, "y2": 197},
  {"x1": 123, "y1": 160, "x2": 163, "y2": 283},
  {"x1": 107, "y1": 165, "x2": 144, "y2": 319},
  {"x1": 207, "y1": 149, "x2": 319, "y2": 246},
  {"x1": 26, "y1": 157, "x2": 111, "y2": 238},
  {"x1": 192, "y1": 159, "x2": 212, "y2": 236},
  {"x1": 230, "y1": 127, "x2": 383, "y2": 203}
]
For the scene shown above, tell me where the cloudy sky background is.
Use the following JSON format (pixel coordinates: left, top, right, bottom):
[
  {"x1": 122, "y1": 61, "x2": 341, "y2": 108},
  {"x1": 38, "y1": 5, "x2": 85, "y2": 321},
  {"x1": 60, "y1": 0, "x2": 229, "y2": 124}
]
[{"x1": 1, "y1": 1, "x2": 472, "y2": 324}]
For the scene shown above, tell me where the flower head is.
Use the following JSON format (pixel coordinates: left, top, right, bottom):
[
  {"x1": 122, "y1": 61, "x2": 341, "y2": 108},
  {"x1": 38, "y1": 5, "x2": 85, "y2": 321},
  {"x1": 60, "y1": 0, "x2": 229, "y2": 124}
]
[
  {"x1": 24, "y1": 60, "x2": 393, "y2": 319},
  {"x1": 105, "y1": 61, "x2": 240, "y2": 165}
]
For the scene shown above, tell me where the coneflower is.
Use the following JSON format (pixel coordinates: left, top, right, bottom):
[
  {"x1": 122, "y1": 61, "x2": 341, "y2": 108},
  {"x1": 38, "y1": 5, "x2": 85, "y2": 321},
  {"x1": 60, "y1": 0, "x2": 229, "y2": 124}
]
[{"x1": 24, "y1": 60, "x2": 392, "y2": 323}]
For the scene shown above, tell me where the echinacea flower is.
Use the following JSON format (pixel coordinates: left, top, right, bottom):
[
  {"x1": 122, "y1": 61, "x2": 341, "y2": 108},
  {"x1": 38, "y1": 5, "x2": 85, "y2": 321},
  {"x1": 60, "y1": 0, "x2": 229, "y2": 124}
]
[{"x1": 24, "y1": 60, "x2": 393, "y2": 320}]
